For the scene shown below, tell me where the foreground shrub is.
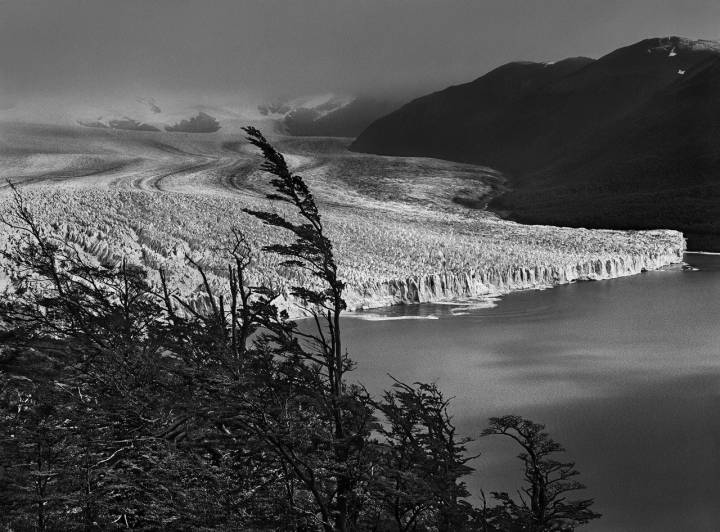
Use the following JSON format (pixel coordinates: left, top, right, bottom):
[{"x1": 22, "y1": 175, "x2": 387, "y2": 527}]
[{"x1": 0, "y1": 130, "x2": 599, "y2": 531}]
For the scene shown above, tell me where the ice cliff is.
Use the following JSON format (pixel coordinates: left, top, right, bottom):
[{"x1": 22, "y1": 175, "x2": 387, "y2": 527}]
[{"x1": 342, "y1": 230, "x2": 685, "y2": 311}]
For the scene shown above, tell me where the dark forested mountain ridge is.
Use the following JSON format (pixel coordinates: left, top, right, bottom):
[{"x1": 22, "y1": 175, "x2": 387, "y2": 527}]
[{"x1": 351, "y1": 37, "x2": 720, "y2": 250}]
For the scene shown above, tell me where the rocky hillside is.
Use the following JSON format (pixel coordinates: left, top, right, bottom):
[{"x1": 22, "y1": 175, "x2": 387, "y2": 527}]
[{"x1": 351, "y1": 37, "x2": 720, "y2": 250}]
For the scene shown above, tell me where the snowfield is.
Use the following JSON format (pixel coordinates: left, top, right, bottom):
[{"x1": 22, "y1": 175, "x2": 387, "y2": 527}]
[{"x1": 0, "y1": 122, "x2": 685, "y2": 313}]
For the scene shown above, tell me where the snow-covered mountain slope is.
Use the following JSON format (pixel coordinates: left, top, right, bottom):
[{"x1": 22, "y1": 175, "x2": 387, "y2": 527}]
[
  {"x1": 259, "y1": 93, "x2": 406, "y2": 137},
  {"x1": 258, "y1": 93, "x2": 355, "y2": 120}
]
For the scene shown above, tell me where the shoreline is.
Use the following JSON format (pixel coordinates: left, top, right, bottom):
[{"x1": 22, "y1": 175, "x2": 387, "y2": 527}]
[
  {"x1": 341, "y1": 238, "x2": 685, "y2": 315},
  {"x1": 288, "y1": 245, "x2": 685, "y2": 319}
]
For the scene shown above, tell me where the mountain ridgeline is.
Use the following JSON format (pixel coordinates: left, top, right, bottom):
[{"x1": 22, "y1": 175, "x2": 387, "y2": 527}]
[
  {"x1": 282, "y1": 97, "x2": 404, "y2": 137},
  {"x1": 351, "y1": 37, "x2": 720, "y2": 250},
  {"x1": 258, "y1": 94, "x2": 406, "y2": 137}
]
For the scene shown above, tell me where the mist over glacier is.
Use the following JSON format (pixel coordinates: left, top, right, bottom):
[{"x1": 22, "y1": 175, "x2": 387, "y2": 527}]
[{"x1": 4, "y1": 0, "x2": 720, "y2": 127}]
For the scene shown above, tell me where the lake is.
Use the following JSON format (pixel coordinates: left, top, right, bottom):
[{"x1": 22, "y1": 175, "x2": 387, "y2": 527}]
[{"x1": 342, "y1": 253, "x2": 720, "y2": 531}]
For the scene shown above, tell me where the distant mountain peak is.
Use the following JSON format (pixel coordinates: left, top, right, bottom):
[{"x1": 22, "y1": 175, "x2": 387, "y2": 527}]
[
  {"x1": 165, "y1": 112, "x2": 221, "y2": 133},
  {"x1": 256, "y1": 92, "x2": 408, "y2": 137},
  {"x1": 637, "y1": 35, "x2": 720, "y2": 53},
  {"x1": 604, "y1": 36, "x2": 720, "y2": 63},
  {"x1": 351, "y1": 35, "x2": 720, "y2": 250},
  {"x1": 258, "y1": 93, "x2": 355, "y2": 120}
]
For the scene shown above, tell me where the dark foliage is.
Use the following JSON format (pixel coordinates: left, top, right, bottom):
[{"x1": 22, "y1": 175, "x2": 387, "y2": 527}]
[
  {"x1": 481, "y1": 416, "x2": 601, "y2": 531},
  {"x1": 0, "y1": 130, "x2": 600, "y2": 530},
  {"x1": 373, "y1": 379, "x2": 477, "y2": 531}
]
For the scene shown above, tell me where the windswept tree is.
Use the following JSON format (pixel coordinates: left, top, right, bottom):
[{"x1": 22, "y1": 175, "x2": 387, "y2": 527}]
[
  {"x1": 373, "y1": 379, "x2": 477, "y2": 531},
  {"x1": 481, "y1": 415, "x2": 601, "y2": 531},
  {"x1": 0, "y1": 131, "x2": 601, "y2": 531},
  {"x1": 238, "y1": 126, "x2": 376, "y2": 531}
]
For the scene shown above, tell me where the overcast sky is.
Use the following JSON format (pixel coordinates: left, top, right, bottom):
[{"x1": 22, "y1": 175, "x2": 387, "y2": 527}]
[{"x1": 2, "y1": 0, "x2": 720, "y2": 104}]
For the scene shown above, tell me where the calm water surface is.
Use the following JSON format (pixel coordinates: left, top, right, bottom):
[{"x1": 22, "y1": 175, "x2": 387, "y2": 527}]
[{"x1": 342, "y1": 253, "x2": 720, "y2": 532}]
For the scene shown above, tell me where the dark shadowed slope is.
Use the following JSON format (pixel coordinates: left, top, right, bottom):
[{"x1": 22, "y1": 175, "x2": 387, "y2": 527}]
[
  {"x1": 349, "y1": 56, "x2": 595, "y2": 170},
  {"x1": 351, "y1": 37, "x2": 720, "y2": 250}
]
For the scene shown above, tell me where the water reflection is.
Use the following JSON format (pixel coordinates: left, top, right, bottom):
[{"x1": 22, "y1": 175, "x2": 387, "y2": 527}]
[{"x1": 342, "y1": 254, "x2": 720, "y2": 531}]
